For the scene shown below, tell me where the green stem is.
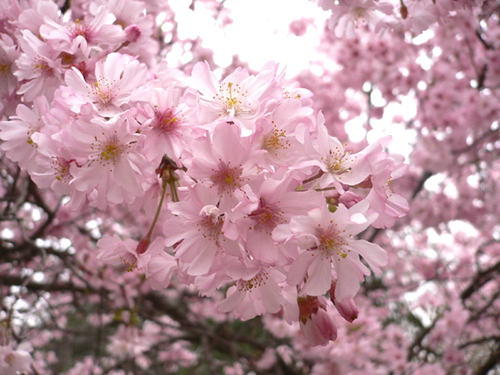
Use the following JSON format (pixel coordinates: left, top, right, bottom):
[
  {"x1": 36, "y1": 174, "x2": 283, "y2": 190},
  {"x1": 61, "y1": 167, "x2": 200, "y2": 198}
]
[{"x1": 145, "y1": 177, "x2": 171, "y2": 239}]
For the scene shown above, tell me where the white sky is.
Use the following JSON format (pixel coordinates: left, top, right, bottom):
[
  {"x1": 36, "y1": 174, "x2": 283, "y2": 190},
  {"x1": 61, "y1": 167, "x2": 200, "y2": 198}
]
[{"x1": 169, "y1": 0, "x2": 328, "y2": 76}]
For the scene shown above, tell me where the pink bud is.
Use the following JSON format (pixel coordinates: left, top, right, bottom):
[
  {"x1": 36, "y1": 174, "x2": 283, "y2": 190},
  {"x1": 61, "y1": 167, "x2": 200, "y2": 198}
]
[
  {"x1": 125, "y1": 25, "x2": 141, "y2": 43},
  {"x1": 338, "y1": 191, "x2": 363, "y2": 208},
  {"x1": 334, "y1": 297, "x2": 358, "y2": 323},
  {"x1": 289, "y1": 19, "x2": 308, "y2": 36},
  {"x1": 298, "y1": 296, "x2": 324, "y2": 324},
  {"x1": 136, "y1": 235, "x2": 151, "y2": 255},
  {"x1": 329, "y1": 280, "x2": 358, "y2": 322},
  {"x1": 298, "y1": 296, "x2": 337, "y2": 346},
  {"x1": 299, "y1": 306, "x2": 337, "y2": 346}
]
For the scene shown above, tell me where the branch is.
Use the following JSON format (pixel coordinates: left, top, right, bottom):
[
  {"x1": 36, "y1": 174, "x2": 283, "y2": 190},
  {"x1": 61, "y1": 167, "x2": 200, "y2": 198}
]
[
  {"x1": 475, "y1": 342, "x2": 500, "y2": 375},
  {"x1": 407, "y1": 314, "x2": 440, "y2": 361},
  {"x1": 460, "y1": 260, "x2": 500, "y2": 301},
  {"x1": 411, "y1": 170, "x2": 433, "y2": 200},
  {"x1": 0, "y1": 274, "x2": 89, "y2": 294}
]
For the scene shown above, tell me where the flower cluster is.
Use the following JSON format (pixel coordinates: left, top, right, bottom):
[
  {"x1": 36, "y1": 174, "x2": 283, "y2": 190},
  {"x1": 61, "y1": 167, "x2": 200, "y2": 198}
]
[
  {"x1": 317, "y1": 0, "x2": 483, "y2": 37},
  {"x1": 0, "y1": 0, "x2": 408, "y2": 348}
]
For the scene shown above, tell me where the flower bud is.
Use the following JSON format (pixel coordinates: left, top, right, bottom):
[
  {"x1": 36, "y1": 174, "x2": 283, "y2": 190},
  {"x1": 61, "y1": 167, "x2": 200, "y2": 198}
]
[
  {"x1": 298, "y1": 296, "x2": 337, "y2": 346},
  {"x1": 400, "y1": 3, "x2": 408, "y2": 19},
  {"x1": 136, "y1": 234, "x2": 151, "y2": 255},
  {"x1": 125, "y1": 25, "x2": 141, "y2": 43},
  {"x1": 329, "y1": 281, "x2": 358, "y2": 323},
  {"x1": 334, "y1": 297, "x2": 358, "y2": 323},
  {"x1": 338, "y1": 191, "x2": 363, "y2": 208}
]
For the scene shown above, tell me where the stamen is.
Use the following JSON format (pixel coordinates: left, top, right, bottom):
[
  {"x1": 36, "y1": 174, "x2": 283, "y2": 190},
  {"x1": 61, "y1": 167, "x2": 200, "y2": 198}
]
[
  {"x1": 315, "y1": 225, "x2": 350, "y2": 261},
  {"x1": 238, "y1": 270, "x2": 268, "y2": 292},
  {"x1": 210, "y1": 160, "x2": 243, "y2": 194},
  {"x1": 152, "y1": 107, "x2": 182, "y2": 133},
  {"x1": 213, "y1": 81, "x2": 249, "y2": 117},
  {"x1": 33, "y1": 58, "x2": 54, "y2": 79},
  {"x1": 90, "y1": 78, "x2": 118, "y2": 109},
  {"x1": 248, "y1": 198, "x2": 284, "y2": 233},
  {"x1": 90, "y1": 132, "x2": 130, "y2": 170},
  {"x1": 262, "y1": 125, "x2": 290, "y2": 156}
]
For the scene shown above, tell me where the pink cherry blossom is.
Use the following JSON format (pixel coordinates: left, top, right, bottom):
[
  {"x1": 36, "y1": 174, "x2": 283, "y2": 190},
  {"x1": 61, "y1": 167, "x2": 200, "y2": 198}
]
[
  {"x1": 139, "y1": 238, "x2": 178, "y2": 290},
  {"x1": 251, "y1": 98, "x2": 313, "y2": 169},
  {"x1": 185, "y1": 121, "x2": 264, "y2": 210},
  {"x1": 300, "y1": 117, "x2": 371, "y2": 191},
  {"x1": 297, "y1": 295, "x2": 337, "y2": 346},
  {"x1": 329, "y1": 280, "x2": 359, "y2": 322},
  {"x1": 63, "y1": 52, "x2": 149, "y2": 116},
  {"x1": 0, "y1": 96, "x2": 49, "y2": 173},
  {"x1": 274, "y1": 202, "x2": 387, "y2": 300},
  {"x1": 163, "y1": 183, "x2": 243, "y2": 277},
  {"x1": 361, "y1": 136, "x2": 410, "y2": 228},
  {"x1": 187, "y1": 61, "x2": 281, "y2": 131},
  {"x1": 218, "y1": 258, "x2": 288, "y2": 320},
  {"x1": 0, "y1": 34, "x2": 20, "y2": 100},
  {"x1": 0, "y1": 345, "x2": 32, "y2": 375},
  {"x1": 14, "y1": 29, "x2": 63, "y2": 102},
  {"x1": 319, "y1": 0, "x2": 394, "y2": 38},
  {"x1": 228, "y1": 172, "x2": 324, "y2": 265},
  {"x1": 67, "y1": 112, "x2": 154, "y2": 205},
  {"x1": 97, "y1": 234, "x2": 140, "y2": 269},
  {"x1": 40, "y1": 5, "x2": 126, "y2": 57},
  {"x1": 137, "y1": 86, "x2": 191, "y2": 164}
]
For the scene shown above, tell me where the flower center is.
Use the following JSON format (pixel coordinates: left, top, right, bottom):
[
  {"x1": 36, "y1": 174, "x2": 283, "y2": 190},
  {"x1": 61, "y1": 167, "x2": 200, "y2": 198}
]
[
  {"x1": 152, "y1": 107, "x2": 182, "y2": 133},
  {"x1": 262, "y1": 125, "x2": 289, "y2": 156},
  {"x1": 326, "y1": 149, "x2": 351, "y2": 175},
  {"x1": 248, "y1": 198, "x2": 284, "y2": 233},
  {"x1": 238, "y1": 270, "x2": 268, "y2": 292},
  {"x1": 0, "y1": 63, "x2": 10, "y2": 75},
  {"x1": 70, "y1": 19, "x2": 93, "y2": 41},
  {"x1": 210, "y1": 161, "x2": 243, "y2": 194},
  {"x1": 198, "y1": 205, "x2": 224, "y2": 246},
  {"x1": 214, "y1": 81, "x2": 248, "y2": 117},
  {"x1": 52, "y1": 157, "x2": 73, "y2": 182},
  {"x1": 317, "y1": 226, "x2": 349, "y2": 260},
  {"x1": 91, "y1": 79, "x2": 117, "y2": 108},
  {"x1": 91, "y1": 134, "x2": 128, "y2": 167},
  {"x1": 101, "y1": 143, "x2": 123, "y2": 161},
  {"x1": 33, "y1": 58, "x2": 54, "y2": 79}
]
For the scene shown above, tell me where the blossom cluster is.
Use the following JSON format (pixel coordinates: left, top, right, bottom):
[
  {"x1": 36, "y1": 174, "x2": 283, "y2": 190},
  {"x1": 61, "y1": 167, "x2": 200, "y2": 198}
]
[
  {"x1": 316, "y1": 0, "x2": 483, "y2": 38},
  {"x1": 0, "y1": 0, "x2": 408, "y2": 355}
]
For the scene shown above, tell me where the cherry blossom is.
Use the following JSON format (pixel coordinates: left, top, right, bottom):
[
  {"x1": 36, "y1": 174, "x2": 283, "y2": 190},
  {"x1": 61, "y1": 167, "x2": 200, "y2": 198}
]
[
  {"x1": 187, "y1": 61, "x2": 281, "y2": 131},
  {"x1": 0, "y1": 345, "x2": 32, "y2": 375},
  {"x1": 63, "y1": 52, "x2": 149, "y2": 116},
  {"x1": 297, "y1": 295, "x2": 337, "y2": 346},
  {"x1": 0, "y1": 96, "x2": 49, "y2": 172},
  {"x1": 274, "y1": 202, "x2": 387, "y2": 300},
  {"x1": 300, "y1": 118, "x2": 371, "y2": 191},
  {"x1": 67, "y1": 112, "x2": 154, "y2": 205},
  {"x1": 163, "y1": 183, "x2": 242, "y2": 277},
  {"x1": 218, "y1": 259, "x2": 289, "y2": 320},
  {"x1": 185, "y1": 121, "x2": 264, "y2": 210},
  {"x1": 229, "y1": 172, "x2": 323, "y2": 265},
  {"x1": 319, "y1": 0, "x2": 394, "y2": 38},
  {"x1": 40, "y1": 4, "x2": 126, "y2": 57},
  {"x1": 14, "y1": 29, "x2": 62, "y2": 102},
  {"x1": 137, "y1": 86, "x2": 191, "y2": 164},
  {"x1": 3, "y1": 0, "x2": 497, "y2": 373},
  {"x1": 0, "y1": 34, "x2": 19, "y2": 101}
]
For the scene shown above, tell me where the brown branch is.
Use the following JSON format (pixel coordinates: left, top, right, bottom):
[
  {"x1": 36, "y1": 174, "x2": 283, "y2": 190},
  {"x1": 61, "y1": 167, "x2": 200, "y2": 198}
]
[
  {"x1": 0, "y1": 274, "x2": 89, "y2": 294},
  {"x1": 460, "y1": 260, "x2": 500, "y2": 301},
  {"x1": 475, "y1": 342, "x2": 500, "y2": 375},
  {"x1": 407, "y1": 314, "x2": 440, "y2": 361},
  {"x1": 411, "y1": 170, "x2": 433, "y2": 200}
]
